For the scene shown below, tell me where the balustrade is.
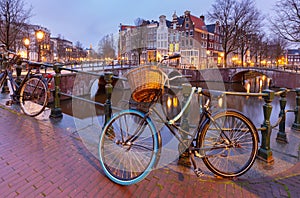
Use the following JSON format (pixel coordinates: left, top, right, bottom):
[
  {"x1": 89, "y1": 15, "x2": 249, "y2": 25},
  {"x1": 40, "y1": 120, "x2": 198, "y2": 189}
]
[{"x1": 48, "y1": 64, "x2": 300, "y2": 163}]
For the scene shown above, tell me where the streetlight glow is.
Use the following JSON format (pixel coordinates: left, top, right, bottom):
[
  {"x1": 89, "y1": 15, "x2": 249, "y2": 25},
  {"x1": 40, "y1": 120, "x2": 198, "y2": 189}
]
[
  {"x1": 36, "y1": 30, "x2": 45, "y2": 62},
  {"x1": 36, "y1": 30, "x2": 44, "y2": 41},
  {"x1": 23, "y1": 38, "x2": 30, "y2": 46}
]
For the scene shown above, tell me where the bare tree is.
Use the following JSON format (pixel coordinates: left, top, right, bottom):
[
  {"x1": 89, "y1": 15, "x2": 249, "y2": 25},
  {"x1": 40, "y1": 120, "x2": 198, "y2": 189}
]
[
  {"x1": 0, "y1": 0, "x2": 32, "y2": 50},
  {"x1": 268, "y1": 35, "x2": 288, "y2": 67},
  {"x1": 248, "y1": 32, "x2": 266, "y2": 66},
  {"x1": 270, "y1": 0, "x2": 300, "y2": 43},
  {"x1": 98, "y1": 34, "x2": 116, "y2": 60},
  {"x1": 131, "y1": 25, "x2": 148, "y2": 65},
  {"x1": 75, "y1": 41, "x2": 84, "y2": 49},
  {"x1": 208, "y1": 0, "x2": 263, "y2": 67}
]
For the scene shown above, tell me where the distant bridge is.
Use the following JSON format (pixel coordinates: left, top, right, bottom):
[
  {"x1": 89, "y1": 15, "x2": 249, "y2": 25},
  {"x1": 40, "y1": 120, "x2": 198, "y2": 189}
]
[{"x1": 179, "y1": 67, "x2": 300, "y2": 89}]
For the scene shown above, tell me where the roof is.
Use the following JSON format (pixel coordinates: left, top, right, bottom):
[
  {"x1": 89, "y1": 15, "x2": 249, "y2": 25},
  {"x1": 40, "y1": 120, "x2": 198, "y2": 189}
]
[
  {"x1": 190, "y1": 15, "x2": 207, "y2": 31},
  {"x1": 120, "y1": 25, "x2": 136, "y2": 31},
  {"x1": 287, "y1": 49, "x2": 300, "y2": 55},
  {"x1": 166, "y1": 20, "x2": 172, "y2": 28},
  {"x1": 206, "y1": 24, "x2": 216, "y2": 33}
]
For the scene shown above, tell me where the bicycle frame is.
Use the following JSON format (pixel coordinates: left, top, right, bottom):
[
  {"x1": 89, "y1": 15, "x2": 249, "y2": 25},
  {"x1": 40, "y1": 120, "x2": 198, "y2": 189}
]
[{"x1": 138, "y1": 87, "x2": 233, "y2": 157}]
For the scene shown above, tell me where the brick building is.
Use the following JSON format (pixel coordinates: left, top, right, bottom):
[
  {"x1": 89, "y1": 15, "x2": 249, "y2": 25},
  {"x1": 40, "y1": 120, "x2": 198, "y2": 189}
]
[{"x1": 119, "y1": 10, "x2": 224, "y2": 69}]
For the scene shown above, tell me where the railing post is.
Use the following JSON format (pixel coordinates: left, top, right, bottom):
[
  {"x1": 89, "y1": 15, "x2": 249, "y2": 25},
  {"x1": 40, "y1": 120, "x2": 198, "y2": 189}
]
[
  {"x1": 50, "y1": 63, "x2": 63, "y2": 118},
  {"x1": 258, "y1": 89, "x2": 274, "y2": 163},
  {"x1": 15, "y1": 63, "x2": 22, "y2": 85},
  {"x1": 178, "y1": 83, "x2": 192, "y2": 166},
  {"x1": 276, "y1": 88, "x2": 288, "y2": 143},
  {"x1": 1, "y1": 61, "x2": 9, "y2": 93},
  {"x1": 104, "y1": 72, "x2": 113, "y2": 125},
  {"x1": 292, "y1": 88, "x2": 300, "y2": 131}
]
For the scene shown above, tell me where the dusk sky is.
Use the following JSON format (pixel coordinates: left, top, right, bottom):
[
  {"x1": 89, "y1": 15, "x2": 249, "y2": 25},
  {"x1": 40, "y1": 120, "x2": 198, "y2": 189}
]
[{"x1": 25, "y1": 0, "x2": 277, "y2": 49}]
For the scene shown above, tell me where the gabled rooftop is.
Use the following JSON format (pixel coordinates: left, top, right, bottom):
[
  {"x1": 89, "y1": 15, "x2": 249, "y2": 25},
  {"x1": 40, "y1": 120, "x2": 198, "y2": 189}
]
[{"x1": 190, "y1": 15, "x2": 207, "y2": 31}]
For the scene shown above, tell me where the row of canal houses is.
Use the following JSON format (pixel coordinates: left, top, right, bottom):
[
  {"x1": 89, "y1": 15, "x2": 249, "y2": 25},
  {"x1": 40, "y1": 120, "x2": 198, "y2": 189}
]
[{"x1": 118, "y1": 10, "x2": 224, "y2": 69}]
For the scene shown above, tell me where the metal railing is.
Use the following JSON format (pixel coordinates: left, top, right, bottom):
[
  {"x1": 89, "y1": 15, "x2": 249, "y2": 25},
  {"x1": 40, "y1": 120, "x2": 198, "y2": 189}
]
[{"x1": 47, "y1": 64, "x2": 300, "y2": 163}]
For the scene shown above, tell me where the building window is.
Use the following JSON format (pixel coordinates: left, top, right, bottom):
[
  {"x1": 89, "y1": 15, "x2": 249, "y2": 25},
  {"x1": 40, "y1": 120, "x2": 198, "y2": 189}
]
[{"x1": 186, "y1": 23, "x2": 189, "y2": 28}]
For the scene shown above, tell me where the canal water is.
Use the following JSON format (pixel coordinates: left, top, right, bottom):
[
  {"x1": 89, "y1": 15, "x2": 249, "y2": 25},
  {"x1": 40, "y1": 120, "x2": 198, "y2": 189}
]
[
  {"x1": 61, "y1": 73, "x2": 296, "y2": 130},
  {"x1": 61, "y1": 71, "x2": 298, "y2": 178}
]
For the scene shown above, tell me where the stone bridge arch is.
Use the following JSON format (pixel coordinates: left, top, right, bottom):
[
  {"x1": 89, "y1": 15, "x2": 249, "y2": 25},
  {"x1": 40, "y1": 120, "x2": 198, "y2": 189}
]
[
  {"x1": 227, "y1": 67, "x2": 300, "y2": 88},
  {"x1": 230, "y1": 68, "x2": 271, "y2": 83}
]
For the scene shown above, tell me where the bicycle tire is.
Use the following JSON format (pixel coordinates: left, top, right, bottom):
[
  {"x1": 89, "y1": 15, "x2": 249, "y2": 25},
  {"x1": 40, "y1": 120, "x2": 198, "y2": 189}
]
[
  {"x1": 99, "y1": 109, "x2": 160, "y2": 185},
  {"x1": 198, "y1": 110, "x2": 258, "y2": 178},
  {"x1": 0, "y1": 70, "x2": 7, "y2": 87},
  {"x1": 19, "y1": 77, "x2": 48, "y2": 117}
]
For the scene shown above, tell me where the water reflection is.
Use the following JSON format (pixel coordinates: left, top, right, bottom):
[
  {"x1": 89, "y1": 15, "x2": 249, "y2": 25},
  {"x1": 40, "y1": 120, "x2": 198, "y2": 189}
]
[
  {"x1": 243, "y1": 75, "x2": 271, "y2": 93},
  {"x1": 61, "y1": 74, "x2": 296, "y2": 130}
]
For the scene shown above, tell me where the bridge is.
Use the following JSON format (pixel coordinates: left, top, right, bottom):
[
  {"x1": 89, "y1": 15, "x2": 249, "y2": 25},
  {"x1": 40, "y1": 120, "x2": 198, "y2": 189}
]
[
  {"x1": 55, "y1": 65, "x2": 300, "y2": 98},
  {"x1": 178, "y1": 66, "x2": 300, "y2": 89}
]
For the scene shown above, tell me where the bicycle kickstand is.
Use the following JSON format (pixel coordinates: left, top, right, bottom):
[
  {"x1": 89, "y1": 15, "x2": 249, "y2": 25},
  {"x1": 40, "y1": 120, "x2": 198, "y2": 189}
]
[{"x1": 190, "y1": 152, "x2": 204, "y2": 177}]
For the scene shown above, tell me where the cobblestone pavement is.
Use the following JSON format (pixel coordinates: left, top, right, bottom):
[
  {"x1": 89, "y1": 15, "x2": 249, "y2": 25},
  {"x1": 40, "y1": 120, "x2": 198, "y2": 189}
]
[{"x1": 0, "y1": 104, "x2": 300, "y2": 198}]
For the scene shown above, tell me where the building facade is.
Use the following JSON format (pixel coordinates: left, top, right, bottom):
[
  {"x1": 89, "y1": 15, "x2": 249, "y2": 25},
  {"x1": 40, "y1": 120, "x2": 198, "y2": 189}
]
[
  {"x1": 15, "y1": 24, "x2": 87, "y2": 63},
  {"x1": 287, "y1": 49, "x2": 300, "y2": 66},
  {"x1": 118, "y1": 10, "x2": 224, "y2": 69}
]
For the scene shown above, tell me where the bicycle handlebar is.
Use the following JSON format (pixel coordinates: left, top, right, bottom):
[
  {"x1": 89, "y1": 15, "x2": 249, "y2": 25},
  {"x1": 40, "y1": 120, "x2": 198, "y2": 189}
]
[{"x1": 0, "y1": 44, "x2": 53, "y2": 69}]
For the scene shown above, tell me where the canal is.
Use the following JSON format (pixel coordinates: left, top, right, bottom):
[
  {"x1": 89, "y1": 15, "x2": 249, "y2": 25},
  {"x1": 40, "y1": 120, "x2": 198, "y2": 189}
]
[
  {"x1": 59, "y1": 72, "x2": 297, "y2": 175},
  {"x1": 60, "y1": 73, "x2": 296, "y2": 130}
]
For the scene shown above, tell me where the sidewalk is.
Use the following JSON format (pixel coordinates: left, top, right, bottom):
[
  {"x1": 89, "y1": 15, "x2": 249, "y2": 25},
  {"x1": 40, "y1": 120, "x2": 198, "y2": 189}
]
[{"x1": 0, "y1": 98, "x2": 300, "y2": 197}]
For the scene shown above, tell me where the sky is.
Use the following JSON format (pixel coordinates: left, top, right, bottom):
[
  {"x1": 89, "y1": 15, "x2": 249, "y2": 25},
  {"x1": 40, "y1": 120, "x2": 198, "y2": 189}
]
[{"x1": 24, "y1": 0, "x2": 277, "y2": 49}]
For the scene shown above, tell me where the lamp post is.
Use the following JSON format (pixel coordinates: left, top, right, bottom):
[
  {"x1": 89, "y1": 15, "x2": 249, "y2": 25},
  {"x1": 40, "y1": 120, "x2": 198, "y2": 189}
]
[
  {"x1": 36, "y1": 30, "x2": 44, "y2": 62},
  {"x1": 206, "y1": 50, "x2": 210, "y2": 68},
  {"x1": 23, "y1": 38, "x2": 30, "y2": 60},
  {"x1": 220, "y1": 52, "x2": 224, "y2": 68}
]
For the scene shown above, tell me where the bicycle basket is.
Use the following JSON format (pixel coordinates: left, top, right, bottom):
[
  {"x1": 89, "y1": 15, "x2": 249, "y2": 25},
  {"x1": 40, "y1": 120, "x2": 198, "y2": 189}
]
[{"x1": 125, "y1": 65, "x2": 168, "y2": 103}]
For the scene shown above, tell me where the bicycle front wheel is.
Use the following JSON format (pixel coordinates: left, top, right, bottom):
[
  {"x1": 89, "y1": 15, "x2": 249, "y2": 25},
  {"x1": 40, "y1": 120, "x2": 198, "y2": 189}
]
[
  {"x1": 20, "y1": 77, "x2": 48, "y2": 117},
  {"x1": 99, "y1": 109, "x2": 160, "y2": 185},
  {"x1": 198, "y1": 110, "x2": 258, "y2": 178}
]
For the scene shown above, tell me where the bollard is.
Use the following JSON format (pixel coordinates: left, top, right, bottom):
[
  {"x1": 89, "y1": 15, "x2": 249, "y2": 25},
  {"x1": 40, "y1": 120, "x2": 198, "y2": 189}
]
[
  {"x1": 258, "y1": 89, "x2": 274, "y2": 163},
  {"x1": 178, "y1": 83, "x2": 192, "y2": 166},
  {"x1": 276, "y1": 88, "x2": 288, "y2": 143},
  {"x1": 104, "y1": 72, "x2": 113, "y2": 125},
  {"x1": 292, "y1": 88, "x2": 300, "y2": 131},
  {"x1": 50, "y1": 63, "x2": 63, "y2": 118}
]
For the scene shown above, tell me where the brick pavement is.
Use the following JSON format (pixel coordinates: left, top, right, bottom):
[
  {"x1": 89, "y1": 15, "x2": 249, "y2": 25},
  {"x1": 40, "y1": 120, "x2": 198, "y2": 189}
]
[{"x1": 0, "y1": 105, "x2": 300, "y2": 197}]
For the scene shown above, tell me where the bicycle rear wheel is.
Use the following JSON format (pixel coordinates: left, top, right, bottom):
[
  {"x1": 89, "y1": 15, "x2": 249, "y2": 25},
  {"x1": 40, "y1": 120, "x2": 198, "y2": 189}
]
[
  {"x1": 20, "y1": 77, "x2": 48, "y2": 117},
  {"x1": 0, "y1": 70, "x2": 7, "y2": 87},
  {"x1": 198, "y1": 110, "x2": 258, "y2": 178},
  {"x1": 99, "y1": 109, "x2": 160, "y2": 185}
]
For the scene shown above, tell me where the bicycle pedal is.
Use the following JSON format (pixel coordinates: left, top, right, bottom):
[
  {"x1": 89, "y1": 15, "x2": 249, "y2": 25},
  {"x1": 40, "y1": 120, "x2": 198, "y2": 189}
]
[{"x1": 194, "y1": 168, "x2": 204, "y2": 177}]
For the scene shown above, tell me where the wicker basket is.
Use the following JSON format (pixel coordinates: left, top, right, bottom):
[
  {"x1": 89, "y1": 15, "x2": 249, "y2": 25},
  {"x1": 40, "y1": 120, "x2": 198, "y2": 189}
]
[{"x1": 125, "y1": 65, "x2": 168, "y2": 103}]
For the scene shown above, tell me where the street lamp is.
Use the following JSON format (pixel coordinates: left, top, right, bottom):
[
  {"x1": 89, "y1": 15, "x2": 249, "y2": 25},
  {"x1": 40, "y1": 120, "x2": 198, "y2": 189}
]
[
  {"x1": 35, "y1": 30, "x2": 44, "y2": 62},
  {"x1": 23, "y1": 38, "x2": 30, "y2": 60}
]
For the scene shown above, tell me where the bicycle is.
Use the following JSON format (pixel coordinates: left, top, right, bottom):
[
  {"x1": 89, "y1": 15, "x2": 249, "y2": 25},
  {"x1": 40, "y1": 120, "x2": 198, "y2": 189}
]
[
  {"x1": 98, "y1": 58, "x2": 259, "y2": 186},
  {"x1": 0, "y1": 45, "x2": 52, "y2": 117}
]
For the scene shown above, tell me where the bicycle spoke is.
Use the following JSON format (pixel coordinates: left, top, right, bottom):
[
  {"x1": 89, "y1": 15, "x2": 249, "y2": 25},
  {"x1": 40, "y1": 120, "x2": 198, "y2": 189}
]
[
  {"x1": 20, "y1": 77, "x2": 48, "y2": 117},
  {"x1": 199, "y1": 110, "x2": 258, "y2": 178},
  {"x1": 99, "y1": 110, "x2": 158, "y2": 185}
]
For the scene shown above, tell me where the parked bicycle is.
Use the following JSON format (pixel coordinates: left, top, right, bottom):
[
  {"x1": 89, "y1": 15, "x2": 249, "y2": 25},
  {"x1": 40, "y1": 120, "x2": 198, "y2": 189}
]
[
  {"x1": 98, "y1": 56, "x2": 259, "y2": 185},
  {"x1": 0, "y1": 45, "x2": 52, "y2": 117}
]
